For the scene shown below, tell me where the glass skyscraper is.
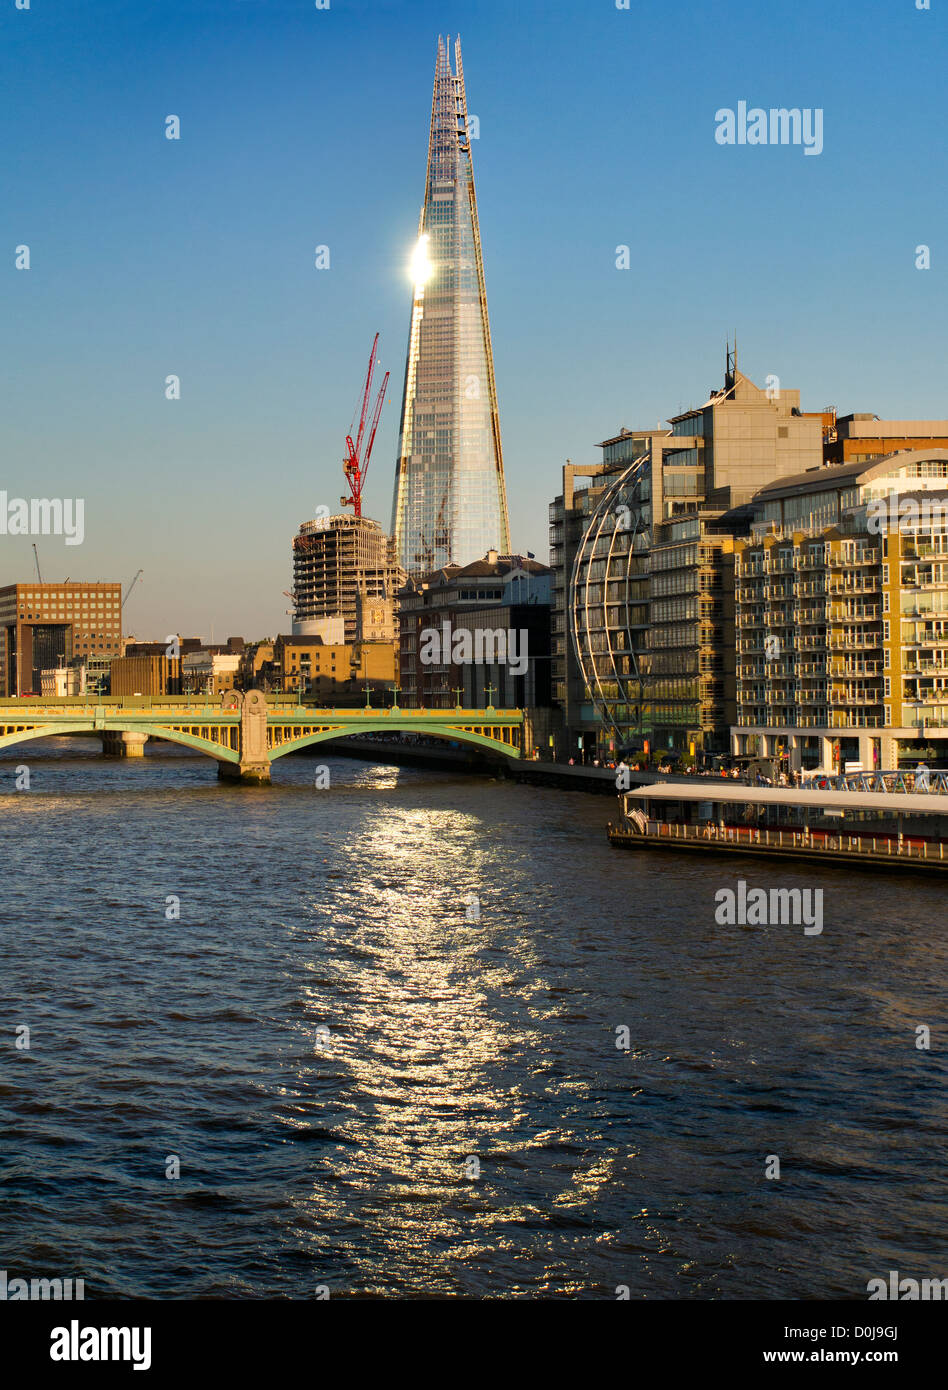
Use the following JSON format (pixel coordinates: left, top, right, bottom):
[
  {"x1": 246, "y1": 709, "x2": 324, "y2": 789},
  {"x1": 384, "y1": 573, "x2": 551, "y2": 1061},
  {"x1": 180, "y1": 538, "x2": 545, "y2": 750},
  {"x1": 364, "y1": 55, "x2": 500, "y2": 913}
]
[{"x1": 391, "y1": 35, "x2": 510, "y2": 577}]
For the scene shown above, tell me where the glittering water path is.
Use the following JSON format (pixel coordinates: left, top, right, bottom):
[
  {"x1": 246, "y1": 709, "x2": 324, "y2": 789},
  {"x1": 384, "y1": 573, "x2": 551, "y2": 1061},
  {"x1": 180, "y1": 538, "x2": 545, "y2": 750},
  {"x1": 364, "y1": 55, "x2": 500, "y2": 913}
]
[{"x1": 1, "y1": 742, "x2": 945, "y2": 1298}]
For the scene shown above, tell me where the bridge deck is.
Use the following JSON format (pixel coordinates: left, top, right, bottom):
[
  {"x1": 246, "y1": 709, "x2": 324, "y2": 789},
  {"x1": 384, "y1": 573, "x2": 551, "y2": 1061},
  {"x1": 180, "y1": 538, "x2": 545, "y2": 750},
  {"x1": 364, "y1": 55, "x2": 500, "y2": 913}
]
[
  {"x1": 1, "y1": 700, "x2": 522, "y2": 723},
  {"x1": 0, "y1": 700, "x2": 525, "y2": 769}
]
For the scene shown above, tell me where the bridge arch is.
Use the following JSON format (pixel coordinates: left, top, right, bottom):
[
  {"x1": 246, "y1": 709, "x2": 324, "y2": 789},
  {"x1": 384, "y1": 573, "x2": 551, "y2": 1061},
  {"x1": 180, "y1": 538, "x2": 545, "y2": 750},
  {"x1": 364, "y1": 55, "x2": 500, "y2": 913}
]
[
  {"x1": 0, "y1": 722, "x2": 96, "y2": 753},
  {"x1": 268, "y1": 720, "x2": 521, "y2": 761},
  {"x1": 0, "y1": 720, "x2": 239, "y2": 764},
  {"x1": 100, "y1": 720, "x2": 240, "y2": 763}
]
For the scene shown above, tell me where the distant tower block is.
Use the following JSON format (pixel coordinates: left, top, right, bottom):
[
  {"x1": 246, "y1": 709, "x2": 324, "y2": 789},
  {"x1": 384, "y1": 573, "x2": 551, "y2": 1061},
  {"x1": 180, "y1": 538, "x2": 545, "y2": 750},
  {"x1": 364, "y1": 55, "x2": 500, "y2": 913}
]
[{"x1": 391, "y1": 34, "x2": 511, "y2": 577}]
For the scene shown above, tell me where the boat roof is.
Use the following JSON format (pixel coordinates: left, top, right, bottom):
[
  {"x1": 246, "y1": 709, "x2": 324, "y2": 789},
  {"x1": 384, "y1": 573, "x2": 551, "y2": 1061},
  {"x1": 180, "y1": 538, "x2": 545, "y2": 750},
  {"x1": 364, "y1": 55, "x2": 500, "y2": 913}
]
[{"x1": 626, "y1": 783, "x2": 947, "y2": 814}]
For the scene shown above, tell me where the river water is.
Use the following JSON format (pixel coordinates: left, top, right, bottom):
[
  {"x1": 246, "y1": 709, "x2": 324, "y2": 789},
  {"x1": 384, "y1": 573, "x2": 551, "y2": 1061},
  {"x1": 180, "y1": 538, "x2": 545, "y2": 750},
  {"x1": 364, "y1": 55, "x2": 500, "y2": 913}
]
[{"x1": 1, "y1": 740, "x2": 945, "y2": 1299}]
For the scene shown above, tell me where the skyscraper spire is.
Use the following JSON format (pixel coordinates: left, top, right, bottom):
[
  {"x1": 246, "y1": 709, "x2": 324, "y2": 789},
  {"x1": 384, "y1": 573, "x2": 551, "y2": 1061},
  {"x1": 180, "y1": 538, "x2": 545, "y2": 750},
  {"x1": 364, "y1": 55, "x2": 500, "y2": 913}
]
[{"x1": 391, "y1": 35, "x2": 511, "y2": 577}]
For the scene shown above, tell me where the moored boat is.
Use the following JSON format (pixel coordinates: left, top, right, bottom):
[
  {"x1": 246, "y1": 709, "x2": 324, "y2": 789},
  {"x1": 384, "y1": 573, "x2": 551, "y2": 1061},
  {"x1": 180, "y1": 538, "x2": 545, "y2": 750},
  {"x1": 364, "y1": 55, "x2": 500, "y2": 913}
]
[{"x1": 607, "y1": 782, "x2": 948, "y2": 872}]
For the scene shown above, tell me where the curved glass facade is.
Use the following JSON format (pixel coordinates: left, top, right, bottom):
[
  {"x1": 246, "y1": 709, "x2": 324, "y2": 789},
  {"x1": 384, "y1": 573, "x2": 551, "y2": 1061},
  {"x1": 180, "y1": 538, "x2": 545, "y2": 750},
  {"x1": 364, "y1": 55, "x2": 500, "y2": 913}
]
[{"x1": 569, "y1": 455, "x2": 651, "y2": 749}]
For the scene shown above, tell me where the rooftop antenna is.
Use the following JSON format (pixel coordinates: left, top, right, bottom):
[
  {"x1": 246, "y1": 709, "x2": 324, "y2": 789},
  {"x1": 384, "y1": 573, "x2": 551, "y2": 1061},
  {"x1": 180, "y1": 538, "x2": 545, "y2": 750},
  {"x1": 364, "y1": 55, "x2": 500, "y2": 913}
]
[{"x1": 725, "y1": 336, "x2": 738, "y2": 390}]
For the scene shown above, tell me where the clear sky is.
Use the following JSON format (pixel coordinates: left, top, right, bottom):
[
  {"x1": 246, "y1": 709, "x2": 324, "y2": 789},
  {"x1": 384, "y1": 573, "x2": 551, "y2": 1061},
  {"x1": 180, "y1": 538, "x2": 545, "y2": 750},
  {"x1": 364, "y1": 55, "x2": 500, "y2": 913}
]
[{"x1": 2, "y1": 0, "x2": 945, "y2": 639}]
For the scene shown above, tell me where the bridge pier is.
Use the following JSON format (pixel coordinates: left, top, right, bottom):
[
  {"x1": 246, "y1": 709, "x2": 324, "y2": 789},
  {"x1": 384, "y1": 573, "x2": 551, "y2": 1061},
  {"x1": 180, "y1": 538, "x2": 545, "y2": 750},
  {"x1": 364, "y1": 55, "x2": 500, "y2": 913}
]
[
  {"x1": 217, "y1": 690, "x2": 271, "y2": 784},
  {"x1": 217, "y1": 759, "x2": 271, "y2": 786},
  {"x1": 102, "y1": 731, "x2": 148, "y2": 758}
]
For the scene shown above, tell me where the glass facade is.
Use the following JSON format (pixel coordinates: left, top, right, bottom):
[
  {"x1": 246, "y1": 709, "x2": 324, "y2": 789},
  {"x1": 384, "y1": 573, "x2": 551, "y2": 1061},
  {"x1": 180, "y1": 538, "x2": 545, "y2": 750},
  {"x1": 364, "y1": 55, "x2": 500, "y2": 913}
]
[
  {"x1": 569, "y1": 453, "x2": 652, "y2": 750},
  {"x1": 391, "y1": 36, "x2": 510, "y2": 577}
]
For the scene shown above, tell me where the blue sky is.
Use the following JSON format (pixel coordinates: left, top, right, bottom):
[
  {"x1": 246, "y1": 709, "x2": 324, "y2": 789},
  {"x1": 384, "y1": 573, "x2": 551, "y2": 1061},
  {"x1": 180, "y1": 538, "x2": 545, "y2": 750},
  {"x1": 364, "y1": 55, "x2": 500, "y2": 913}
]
[{"x1": 1, "y1": 0, "x2": 945, "y2": 638}]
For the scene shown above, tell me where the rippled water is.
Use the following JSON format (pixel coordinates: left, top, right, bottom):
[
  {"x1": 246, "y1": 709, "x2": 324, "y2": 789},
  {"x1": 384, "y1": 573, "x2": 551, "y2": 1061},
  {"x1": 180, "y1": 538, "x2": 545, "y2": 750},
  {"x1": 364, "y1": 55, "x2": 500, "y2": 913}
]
[{"x1": 1, "y1": 739, "x2": 946, "y2": 1298}]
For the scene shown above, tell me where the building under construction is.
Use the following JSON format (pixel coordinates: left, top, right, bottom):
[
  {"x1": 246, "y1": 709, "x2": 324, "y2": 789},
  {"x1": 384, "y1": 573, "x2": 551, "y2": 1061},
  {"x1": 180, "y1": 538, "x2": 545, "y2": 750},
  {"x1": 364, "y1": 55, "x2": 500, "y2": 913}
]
[{"x1": 291, "y1": 513, "x2": 404, "y2": 645}]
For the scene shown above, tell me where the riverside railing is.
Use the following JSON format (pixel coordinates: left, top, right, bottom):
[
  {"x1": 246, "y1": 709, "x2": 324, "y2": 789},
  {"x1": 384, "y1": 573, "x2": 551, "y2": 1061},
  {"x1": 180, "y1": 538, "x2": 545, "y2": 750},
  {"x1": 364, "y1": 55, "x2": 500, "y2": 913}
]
[{"x1": 616, "y1": 819, "x2": 947, "y2": 861}]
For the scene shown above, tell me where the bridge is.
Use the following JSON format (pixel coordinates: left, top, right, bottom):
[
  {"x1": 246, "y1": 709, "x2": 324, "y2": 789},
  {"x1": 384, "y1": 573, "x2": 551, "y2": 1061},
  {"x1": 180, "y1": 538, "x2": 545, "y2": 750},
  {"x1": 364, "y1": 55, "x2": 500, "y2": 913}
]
[{"x1": 0, "y1": 691, "x2": 524, "y2": 784}]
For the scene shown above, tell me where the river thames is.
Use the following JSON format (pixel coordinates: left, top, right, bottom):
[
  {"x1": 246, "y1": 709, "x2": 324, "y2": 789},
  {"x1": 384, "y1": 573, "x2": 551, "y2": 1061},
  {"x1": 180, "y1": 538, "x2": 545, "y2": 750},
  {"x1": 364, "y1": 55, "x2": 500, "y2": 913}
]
[{"x1": 1, "y1": 741, "x2": 945, "y2": 1299}]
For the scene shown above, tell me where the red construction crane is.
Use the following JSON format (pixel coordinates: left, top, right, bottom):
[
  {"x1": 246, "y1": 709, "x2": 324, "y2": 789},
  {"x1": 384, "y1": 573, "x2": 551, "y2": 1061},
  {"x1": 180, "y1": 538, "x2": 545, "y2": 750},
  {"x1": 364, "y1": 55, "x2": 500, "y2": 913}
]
[{"x1": 342, "y1": 334, "x2": 390, "y2": 519}]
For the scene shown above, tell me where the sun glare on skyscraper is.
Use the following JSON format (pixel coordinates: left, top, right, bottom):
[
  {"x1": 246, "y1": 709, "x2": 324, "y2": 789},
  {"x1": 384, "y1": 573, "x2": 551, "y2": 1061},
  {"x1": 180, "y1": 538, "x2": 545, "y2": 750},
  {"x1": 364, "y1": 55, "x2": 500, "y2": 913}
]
[
  {"x1": 391, "y1": 35, "x2": 511, "y2": 577},
  {"x1": 410, "y1": 233, "x2": 433, "y2": 287}
]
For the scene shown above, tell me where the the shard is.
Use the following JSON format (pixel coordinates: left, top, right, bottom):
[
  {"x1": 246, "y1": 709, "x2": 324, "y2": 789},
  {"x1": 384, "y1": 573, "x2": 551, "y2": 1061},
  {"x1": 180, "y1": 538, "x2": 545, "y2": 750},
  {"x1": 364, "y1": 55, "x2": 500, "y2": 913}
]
[{"x1": 391, "y1": 35, "x2": 511, "y2": 577}]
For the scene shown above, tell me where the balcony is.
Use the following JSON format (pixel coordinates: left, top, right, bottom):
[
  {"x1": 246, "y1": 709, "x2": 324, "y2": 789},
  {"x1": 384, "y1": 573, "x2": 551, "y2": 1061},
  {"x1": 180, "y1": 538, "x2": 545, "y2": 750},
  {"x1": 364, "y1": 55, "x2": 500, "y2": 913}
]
[
  {"x1": 903, "y1": 659, "x2": 948, "y2": 674},
  {"x1": 831, "y1": 662, "x2": 883, "y2": 677},
  {"x1": 827, "y1": 581, "x2": 880, "y2": 597},
  {"x1": 903, "y1": 690, "x2": 948, "y2": 705},
  {"x1": 901, "y1": 633, "x2": 948, "y2": 648},
  {"x1": 830, "y1": 691, "x2": 883, "y2": 707},
  {"x1": 901, "y1": 544, "x2": 942, "y2": 561},
  {"x1": 827, "y1": 635, "x2": 881, "y2": 650},
  {"x1": 829, "y1": 607, "x2": 880, "y2": 623}
]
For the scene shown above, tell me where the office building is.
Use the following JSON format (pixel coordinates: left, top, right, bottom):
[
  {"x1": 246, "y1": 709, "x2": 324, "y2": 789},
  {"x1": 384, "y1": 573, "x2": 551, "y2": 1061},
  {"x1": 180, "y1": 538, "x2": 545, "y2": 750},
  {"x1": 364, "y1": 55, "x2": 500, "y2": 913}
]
[
  {"x1": 390, "y1": 35, "x2": 510, "y2": 575},
  {"x1": 398, "y1": 551, "x2": 551, "y2": 710},
  {"x1": 0, "y1": 581, "x2": 122, "y2": 697},
  {"x1": 110, "y1": 655, "x2": 182, "y2": 697},
  {"x1": 823, "y1": 413, "x2": 948, "y2": 467},
  {"x1": 182, "y1": 649, "x2": 242, "y2": 695},
  {"x1": 275, "y1": 635, "x2": 397, "y2": 702}
]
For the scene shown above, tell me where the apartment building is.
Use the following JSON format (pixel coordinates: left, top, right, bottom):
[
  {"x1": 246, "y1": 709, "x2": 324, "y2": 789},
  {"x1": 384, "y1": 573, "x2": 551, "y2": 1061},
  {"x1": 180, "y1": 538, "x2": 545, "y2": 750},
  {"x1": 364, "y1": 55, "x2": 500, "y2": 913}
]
[
  {"x1": 551, "y1": 353, "x2": 823, "y2": 760},
  {"x1": 648, "y1": 512, "x2": 743, "y2": 755},
  {"x1": 733, "y1": 449, "x2": 948, "y2": 771}
]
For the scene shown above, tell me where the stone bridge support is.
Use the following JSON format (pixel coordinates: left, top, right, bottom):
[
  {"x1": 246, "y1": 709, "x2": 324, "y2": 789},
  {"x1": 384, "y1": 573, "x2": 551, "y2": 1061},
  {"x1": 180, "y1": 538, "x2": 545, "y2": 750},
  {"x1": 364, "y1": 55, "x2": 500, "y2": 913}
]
[
  {"x1": 217, "y1": 690, "x2": 271, "y2": 784},
  {"x1": 102, "y1": 731, "x2": 148, "y2": 758}
]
